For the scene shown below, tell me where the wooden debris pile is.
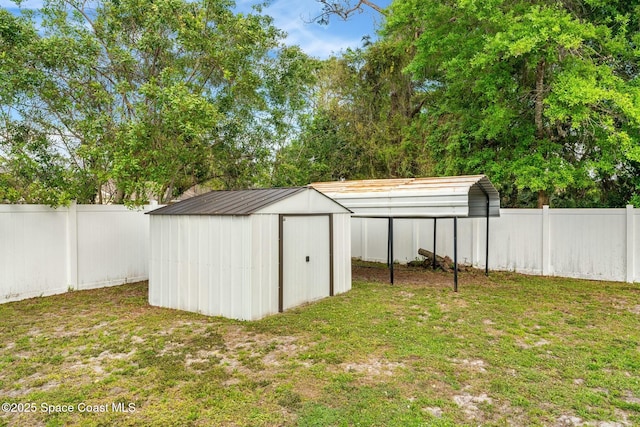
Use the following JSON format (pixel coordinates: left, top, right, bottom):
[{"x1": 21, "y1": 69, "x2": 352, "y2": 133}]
[{"x1": 407, "y1": 248, "x2": 472, "y2": 272}]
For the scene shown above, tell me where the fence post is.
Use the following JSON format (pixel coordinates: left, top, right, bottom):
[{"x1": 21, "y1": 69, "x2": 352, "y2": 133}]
[
  {"x1": 471, "y1": 217, "x2": 479, "y2": 268},
  {"x1": 542, "y1": 205, "x2": 551, "y2": 276},
  {"x1": 66, "y1": 201, "x2": 78, "y2": 290},
  {"x1": 627, "y1": 205, "x2": 635, "y2": 283}
]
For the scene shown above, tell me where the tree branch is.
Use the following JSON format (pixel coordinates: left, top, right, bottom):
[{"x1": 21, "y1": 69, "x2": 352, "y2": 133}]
[{"x1": 311, "y1": 0, "x2": 386, "y2": 24}]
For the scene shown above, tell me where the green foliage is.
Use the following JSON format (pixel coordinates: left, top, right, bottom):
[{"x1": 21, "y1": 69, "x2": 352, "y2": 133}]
[
  {"x1": 272, "y1": 41, "x2": 434, "y2": 186},
  {"x1": 1, "y1": 0, "x2": 314, "y2": 205},
  {"x1": 4, "y1": 0, "x2": 638, "y2": 206},
  {"x1": 384, "y1": 0, "x2": 640, "y2": 207},
  {"x1": 0, "y1": 124, "x2": 75, "y2": 205}
]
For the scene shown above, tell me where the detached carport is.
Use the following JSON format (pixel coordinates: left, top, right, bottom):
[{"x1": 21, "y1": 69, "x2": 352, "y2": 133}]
[{"x1": 311, "y1": 175, "x2": 501, "y2": 291}]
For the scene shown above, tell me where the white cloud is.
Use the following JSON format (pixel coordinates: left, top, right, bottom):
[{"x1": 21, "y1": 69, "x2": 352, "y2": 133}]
[{"x1": 251, "y1": 0, "x2": 380, "y2": 58}]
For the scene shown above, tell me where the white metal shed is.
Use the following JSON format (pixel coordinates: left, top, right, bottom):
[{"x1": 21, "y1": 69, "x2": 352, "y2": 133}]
[
  {"x1": 311, "y1": 175, "x2": 500, "y2": 290},
  {"x1": 147, "y1": 187, "x2": 352, "y2": 320}
]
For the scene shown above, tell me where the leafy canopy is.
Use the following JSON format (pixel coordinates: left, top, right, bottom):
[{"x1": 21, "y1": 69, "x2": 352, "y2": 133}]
[
  {"x1": 1, "y1": 0, "x2": 315, "y2": 205},
  {"x1": 384, "y1": 0, "x2": 640, "y2": 207}
]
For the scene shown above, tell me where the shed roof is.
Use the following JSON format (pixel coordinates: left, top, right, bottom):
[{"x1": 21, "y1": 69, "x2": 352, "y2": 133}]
[
  {"x1": 311, "y1": 175, "x2": 500, "y2": 218},
  {"x1": 149, "y1": 187, "x2": 306, "y2": 216}
]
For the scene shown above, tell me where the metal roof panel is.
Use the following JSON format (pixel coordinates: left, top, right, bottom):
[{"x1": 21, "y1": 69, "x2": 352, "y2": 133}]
[
  {"x1": 148, "y1": 187, "x2": 307, "y2": 216},
  {"x1": 311, "y1": 175, "x2": 500, "y2": 218}
]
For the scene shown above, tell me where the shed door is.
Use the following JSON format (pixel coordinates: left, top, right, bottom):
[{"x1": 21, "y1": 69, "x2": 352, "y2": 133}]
[{"x1": 281, "y1": 215, "x2": 331, "y2": 311}]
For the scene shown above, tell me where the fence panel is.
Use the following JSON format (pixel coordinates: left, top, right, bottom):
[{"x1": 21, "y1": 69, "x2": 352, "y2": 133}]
[
  {"x1": 549, "y1": 209, "x2": 627, "y2": 281},
  {"x1": 1, "y1": 203, "x2": 153, "y2": 303},
  {"x1": 486, "y1": 210, "x2": 543, "y2": 275},
  {"x1": 4, "y1": 204, "x2": 639, "y2": 304},
  {"x1": 77, "y1": 205, "x2": 151, "y2": 290},
  {"x1": 353, "y1": 206, "x2": 639, "y2": 283},
  {"x1": 0, "y1": 205, "x2": 69, "y2": 302}
]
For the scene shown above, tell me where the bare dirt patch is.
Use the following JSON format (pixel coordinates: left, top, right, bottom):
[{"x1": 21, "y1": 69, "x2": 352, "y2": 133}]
[
  {"x1": 352, "y1": 262, "x2": 496, "y2": 289},
  {"x1": 340, "y1": 357, "x2": 405, "y2": 377},
  {"x1": 517, "y1": 337, "x2": 551, "y2": 349},
  {"x1": 202, "y1": 325, "x2": 304, "y2": 375},
  {"x1": 5, "y1": 373, "x2": 60, "y2": 398},
  {"x1": 555, "y1": 414, "x2": 631, "y2": 427},
  {"x1": 449, "y1": 358, "x2": 487, "y2": 372},
  {"x1": 453, "y1": 392, "x2": 493, "y2": 419}
]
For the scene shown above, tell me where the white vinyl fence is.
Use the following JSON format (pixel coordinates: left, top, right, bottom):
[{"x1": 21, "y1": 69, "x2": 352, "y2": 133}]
[
  {"x1": 1, "y1": 202, "x2": 154, "y2": 303},
  {"x1": 352, "y1": 206, "x2": 639, "y2": 283},
  {"x1": 3, "y1": 204, "x2": 637, "y2": 305}
]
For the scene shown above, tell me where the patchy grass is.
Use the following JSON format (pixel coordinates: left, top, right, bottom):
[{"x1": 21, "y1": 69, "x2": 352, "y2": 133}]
[{"x1": 1, "y1": 265, "x2": 640, "y2": 426}]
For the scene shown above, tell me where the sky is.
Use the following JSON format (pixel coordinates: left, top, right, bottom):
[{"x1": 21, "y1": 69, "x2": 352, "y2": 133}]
[
  {"x1": 0, "y1": 0, "x2": 392, "y2": 59},
  {"x1": 236, "y1": 0, "x2": 392, "y2": 58}
]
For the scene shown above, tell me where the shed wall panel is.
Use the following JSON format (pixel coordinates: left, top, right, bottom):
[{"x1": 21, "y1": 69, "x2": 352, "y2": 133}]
[
  {"x1": 332, "y1": 213, "x2": 352, "y2": 294},
  {"x1": 634, "y1": 209, "x2": 640, "y2": 283},
  {"x1": 250, "y1": 215, "x2": 279, "y2": 319},
  {"x1": 153, "y1": 216, "x2": 171, "y2": 309},
  {"x1": 150, "y1": 215, "x2": 253, "y2": 319},
  {"x1": 196, "y1": 218, "x2": 210, "y2": 315}
]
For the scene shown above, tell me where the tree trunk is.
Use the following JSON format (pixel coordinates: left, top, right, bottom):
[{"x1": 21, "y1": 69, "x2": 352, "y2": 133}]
[
  {"x1": 537, "y1": 190, "x2": 549, "y2": 208},
  {"x1": 114, "y1": 188, "x2": 125, "y2": 204}
]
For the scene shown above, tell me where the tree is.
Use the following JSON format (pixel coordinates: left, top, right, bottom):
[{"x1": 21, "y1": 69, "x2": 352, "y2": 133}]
[
  {"x1": 384, "y1": 0, "x2": 640, "y2": 207},
  {"x1": 272, "y1": 41, "x2": 433, "y2": 186},
  {"x1": 1, "y1": 0, "x2": 314, "y2": 205},
  {"x1": 0, "y1": 9, "x2": 77, "y2": 204}
]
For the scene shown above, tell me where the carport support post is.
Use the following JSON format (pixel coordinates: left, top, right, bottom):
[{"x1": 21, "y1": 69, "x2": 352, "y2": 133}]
[
  {"x1": 454, "y1": 217, "x2": 458, "y2": 292},
  {"x1": 485, "y1": 194, "x2": 490, "y2": 276},
  {"x1": 388, "y1": 217, "x2": 394, "y2": 285}
]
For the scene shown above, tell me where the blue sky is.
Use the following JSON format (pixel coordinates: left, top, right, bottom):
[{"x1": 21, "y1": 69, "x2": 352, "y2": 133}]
[
  {"x1": 1, "y1": 0, "x2": 392, "y2": 59},
  {"x1": 237, "y1": 0, "x2": 392, "y2": 58}
]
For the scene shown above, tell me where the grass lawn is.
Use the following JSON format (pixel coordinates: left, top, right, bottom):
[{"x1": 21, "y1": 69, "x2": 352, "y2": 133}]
[{"x1": 1, "y1": 263, "x2": 640, "y2": 426}]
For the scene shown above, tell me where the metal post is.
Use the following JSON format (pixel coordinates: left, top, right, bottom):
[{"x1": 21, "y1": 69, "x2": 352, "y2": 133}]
[
  {"x1": 389, "y1": 217, "x2": 394, "y2": 284},
  {"x1": 433, "y1": 218, "x2": 437, "y2": 270},
  {"x1": 485, "y1": 194, "x2": 490, "y2": 276},
  {"x1": 454, "y1": 217, "x2": 458, "y2": 292}
]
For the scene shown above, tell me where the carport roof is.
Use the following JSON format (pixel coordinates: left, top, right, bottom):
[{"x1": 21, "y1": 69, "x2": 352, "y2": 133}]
[
  {"x1": 311, "y1": 175, "x2": 500, "y2": 218},
  {"x1": 148, "y1": 187, "x2": 307, "y2": 216}
]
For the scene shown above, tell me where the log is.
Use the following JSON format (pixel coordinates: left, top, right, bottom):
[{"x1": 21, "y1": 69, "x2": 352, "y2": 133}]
[{"x1": 416, "y1": 248, "x2": 466, "y2": 272}]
